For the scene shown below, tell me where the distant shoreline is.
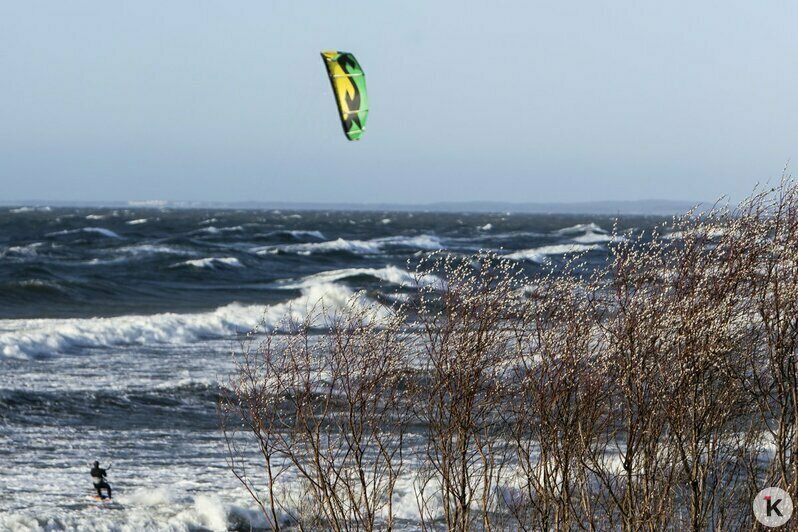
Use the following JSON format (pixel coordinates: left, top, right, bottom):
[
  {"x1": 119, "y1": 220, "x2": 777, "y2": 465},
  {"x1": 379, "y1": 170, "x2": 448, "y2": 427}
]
[{"x1": 1, "y1": 198, "x2": 700, "y2": 216}]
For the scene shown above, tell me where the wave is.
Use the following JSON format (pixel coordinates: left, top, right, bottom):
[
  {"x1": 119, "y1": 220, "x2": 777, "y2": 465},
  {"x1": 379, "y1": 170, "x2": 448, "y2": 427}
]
[
  {"x1": 117, "y1": 244, "x2": 196, "y2": 257},
  {"x1": 258, "y1": 229, "x2": 326, "y2": 240},
  {"x1": 286, "y1": 229, "x2": 325, "y2": 239},
  {"x1": 126, "y1": 218, "x2": 148, "y2": 225},
  {"x1": 256, "y1": 234, "x2": 443, "y2": 256},
  {"x1": 0, "y1": 283, "x2": 370, "y2": 359},
  {"x1": 195, "y1": 225, "x2": 244, "y2": 235},
  {"x1": 85, "y1": 214, "x2": 106, "y2": 220},
  {"x1": 0, "y1": 493, "x2": 272, "y2": 532},
  {"x1": 506, "y1": 243, "x2": 602, "y2": 263},
  {"x1": 9, "y1": 206, "x2": 51, "y2": 213},
  {"x1": 46, "y1": 227, "x2": 122, "y2": 239},
  {"x1": 553, "y1": 222, "x2": 607, "y2": 236},
  {"x1": 2, "y1": 242, "x2": 44, "y2": 257},
  {"x1": 551, "y1": 222, "x2": 620, "y2": 244},
  {"x1": 279, "y1": 265, "x2": 440, "y2": 289},
  {"x1": 173, "y1": 257, "x2": 243, "y2": 269},
  {"x1": 571, "y1": 232, "x2": 617, "y2": 244},
  {"x1": 255, "y1": 238, "x2": 382, "y2": 256},
  {"x1": 376, "y1": 234, "x2": 443, "y2": 250},
  {"x1": 2, "y1": 279, "x2": 67, "y2": 297}
]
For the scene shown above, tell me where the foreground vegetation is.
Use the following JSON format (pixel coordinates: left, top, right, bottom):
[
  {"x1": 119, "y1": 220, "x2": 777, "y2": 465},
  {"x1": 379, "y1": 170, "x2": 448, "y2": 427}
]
[{"x1": 222, "y1": 181, "x2": 798, "y2": 531}]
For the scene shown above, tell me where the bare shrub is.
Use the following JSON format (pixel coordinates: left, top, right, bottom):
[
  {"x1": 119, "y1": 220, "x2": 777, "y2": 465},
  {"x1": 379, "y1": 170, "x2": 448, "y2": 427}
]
[
  {"x1": 223, "y1": 179, "x2": 798, "y2": 531},
  {"x1": 410, "y1": 255, "x2": 523, "y2": 532},
  {"x1": 504, "y1": 274, "x2": 609, "y2": 531},
  {"x1": 221, "y1": 300, "x2": 410, "y2": 531}
]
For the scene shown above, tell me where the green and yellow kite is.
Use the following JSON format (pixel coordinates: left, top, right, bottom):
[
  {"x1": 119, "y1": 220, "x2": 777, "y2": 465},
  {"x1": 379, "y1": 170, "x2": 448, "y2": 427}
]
[{"x1": 320, "y1": 51, "x2": 369, "y2": 141}]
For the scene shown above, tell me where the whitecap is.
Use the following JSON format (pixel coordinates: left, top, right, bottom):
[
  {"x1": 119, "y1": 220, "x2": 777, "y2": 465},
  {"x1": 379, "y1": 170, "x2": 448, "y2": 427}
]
[
  {"x1": 260, "y1": 229, "x2": 326, "y2": 240},
  {"x1": 3, "y1": 242, "x2": 43, "y2": 256},
  {"x1": 0, "y1": 283, "x2": 373, "y2": 359},
  {"x1": 254, "y1": 238, "x2": 382, "y2": 256},
  {"x1": 173, "y1": 257, "x2": 243, "y2": 269},
  {"x1": 506, "y1": 243, "x2": 601, "y2": 263},
  {"x1": 196, "y1": 226, "x2": 243, "y2": 235},
  {"x1": 279, "y1": 265, "x2": 440, "y2": 289},
  {"x1": 553, "y1": 222, "x2": 607, "y2": 236},
  {"x1": 10, "y1": 206, "x2": 51, "y2": 213},
  {"x1": 571, "y1": 232, "x2": 620, "y2": 244},
  {"x1": 375, "y1": 234, "x2": 443, "y2": 250},
  {"x1": 118, "y1": 244, "x2": 196, "y2": 257},
  {"x1": 46, "y1": 227, "x2": 122, "y2": 239}
]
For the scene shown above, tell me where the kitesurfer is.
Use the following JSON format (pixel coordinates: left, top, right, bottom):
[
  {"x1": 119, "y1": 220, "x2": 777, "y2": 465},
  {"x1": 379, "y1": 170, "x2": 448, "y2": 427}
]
[{"x1": 90, "y1": 461, "x2": 112, "y2": 499}]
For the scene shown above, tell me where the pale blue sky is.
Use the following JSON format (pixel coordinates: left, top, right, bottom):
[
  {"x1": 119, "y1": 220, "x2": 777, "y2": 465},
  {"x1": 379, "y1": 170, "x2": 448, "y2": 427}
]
[{"x1": 1, "y1": 1, "x2": 796, "y2": 204}]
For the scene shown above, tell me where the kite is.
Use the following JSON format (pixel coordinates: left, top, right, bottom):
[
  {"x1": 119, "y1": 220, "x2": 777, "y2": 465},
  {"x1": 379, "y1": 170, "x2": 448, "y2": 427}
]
[{"x1": 320, "y1": 51, "x2": 369, "y2": 141}]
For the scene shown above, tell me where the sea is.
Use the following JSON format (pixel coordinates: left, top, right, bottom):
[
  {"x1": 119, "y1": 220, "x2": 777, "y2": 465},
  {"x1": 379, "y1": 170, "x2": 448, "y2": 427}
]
[{"x1": 0, "y1": 206, "x2": 664, "y2": 530}]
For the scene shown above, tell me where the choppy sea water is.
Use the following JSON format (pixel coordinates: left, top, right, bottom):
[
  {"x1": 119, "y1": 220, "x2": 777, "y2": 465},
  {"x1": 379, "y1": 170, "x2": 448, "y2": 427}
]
[{"x1": 0, "y1": 207, "x2": 664, "y2": 530}]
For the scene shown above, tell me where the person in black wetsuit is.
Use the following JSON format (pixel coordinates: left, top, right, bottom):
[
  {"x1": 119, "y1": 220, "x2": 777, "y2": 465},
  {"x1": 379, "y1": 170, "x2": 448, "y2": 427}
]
[{"x1": 90, "y1": 461, "x2": 112, "y2": 499}]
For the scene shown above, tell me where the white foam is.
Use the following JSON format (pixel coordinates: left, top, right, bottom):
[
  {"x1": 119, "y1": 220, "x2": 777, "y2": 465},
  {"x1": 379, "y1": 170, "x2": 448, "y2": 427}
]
[
  {"x1": 551, "y1": 222, "x2": 622, "y2": 244},
  {"x1": 3, "y1": 242, "x2": 43, "y2": 257},
  {"x1": 18, "y1": 279, "x2": 63, "y2": 290},
  {"x1": 126, "y1": 218, "x2": 148, "y2": 225},
  {"x1": 46, "y1": 227, "x2": 122, "y2": 239},
  {"x1": 479, "y1": 223, "x2": 493, "y2": 231},
  {"x1": 191, "y1": 494, "x2": 229, "y2": 531},
  {"x1": 174, "y1": 257, "x2": 243, "y2": 269},
  {"x1": 255, "y1": 238, "x2": 382, "y2": 256},
  {"x1": 85, "y1": 214, "x2": 106, "y2": 220},
  {"x1": 10, "y1": 206, "x2": 51, "y2": 213},
  {"x1": 376, "y1": 234, "x2": 444, "y2": 250},
  {"x1": 0, "y1": 283, "x2": 367, "y2": 359},
  {"x1": 280, "y1": 266, "x2": 440, "y2": 289},
  {"x1": 553, "y1": 222, "x2": 607, "y2": 236},
  {"x1": 260, "y1": 229, "x2": 326, "y2": 240},
  {"x1": 254, "y1": 234, "x2": 443, "y2": 256},
  {"x1": 196, "y1": 225, "x2": 244, "y2": 235},
  {"x1": 664, "y1": 227, "x2": 727, "y2": 240},
  {"x1": 288, "y1": 229, "x2": 325, "y2": 239},
  {"x1": 571, "y1": 232, "x2": 619, "y2": 244},
  {"x1": 125, "y1": 486, "x2": 175, "y2": 506},
  {"x1": 118, "y1": 244, "x2": 196, "y2": 257},
  {"x1": 506, "y1": 243, "x2": 601, "y2": 263}
]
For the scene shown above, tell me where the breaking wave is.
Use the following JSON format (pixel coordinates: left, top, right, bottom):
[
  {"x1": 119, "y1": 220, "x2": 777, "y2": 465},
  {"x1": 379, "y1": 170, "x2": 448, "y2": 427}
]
[
  {"x1": 46, "y1": 227, "x2": 122, "y2": 239},
  {"x1": 506, "y1": 243, "x2": 602, "y2": 263},
  {"x1": 173, "y1": 257, "x2": 243, "y2": 269},
  {"x1": 279, "y1": 265, "x2": 440, "y2": 289},
  {"x1": 255, "y1": 234, "x2": 443, "y2": 256},
  {"x1": 0, "y1": 283, "x2": 370, "y2": 359},
  {"x1": 553, "y1": 222, "x2": 607, "y2": 236}
]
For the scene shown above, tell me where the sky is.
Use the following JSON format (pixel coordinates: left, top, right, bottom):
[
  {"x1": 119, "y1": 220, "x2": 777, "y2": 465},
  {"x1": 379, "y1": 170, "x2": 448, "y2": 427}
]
[{"x1": 1, "y1": 1, "x2": 796, "y2": 204}]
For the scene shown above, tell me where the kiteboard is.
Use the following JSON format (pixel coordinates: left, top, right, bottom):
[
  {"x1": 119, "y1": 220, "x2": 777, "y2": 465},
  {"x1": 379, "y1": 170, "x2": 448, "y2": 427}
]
[{"x1": 85, "y1": 495, "x2": 120, "y2": 507}]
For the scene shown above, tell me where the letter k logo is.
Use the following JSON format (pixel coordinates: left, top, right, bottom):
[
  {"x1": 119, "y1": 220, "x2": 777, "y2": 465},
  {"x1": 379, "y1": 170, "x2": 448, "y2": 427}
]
[
  {"x1": 765, "y1": 495, "x2": 783, "y2": 517},
  {"x1": 755, "y1": 487, "x2": 792, "y2": 527}
]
